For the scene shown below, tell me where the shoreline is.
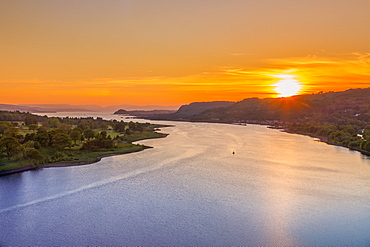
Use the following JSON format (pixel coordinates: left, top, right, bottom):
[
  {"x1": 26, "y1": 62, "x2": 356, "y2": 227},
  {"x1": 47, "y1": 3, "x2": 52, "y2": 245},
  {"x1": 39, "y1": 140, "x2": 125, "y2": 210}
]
[
  {"x1": 148, "y1": 116, "x2": 370, "y2": 158},
  {"x1": 3, "y1": 120, "x2": 369, "y2": 177},
  {"x1": 0, "y1": 131, "x2": 172, "y2": 177},
  {"x1": 43, "y1": 147, "x2": 152, "y2": 168},
  {"x1": 146, "y1": 116, "x2": 370, "y2": 157},
  {"x1": 0, "y1": 123, "x2": 171, "y2": 176},
  {"x1": 0, "y1": 146, "x2": 152, "y2": 177},
  {"x1": 283, "y1": 129, "x2": 370, "y2": 157}
]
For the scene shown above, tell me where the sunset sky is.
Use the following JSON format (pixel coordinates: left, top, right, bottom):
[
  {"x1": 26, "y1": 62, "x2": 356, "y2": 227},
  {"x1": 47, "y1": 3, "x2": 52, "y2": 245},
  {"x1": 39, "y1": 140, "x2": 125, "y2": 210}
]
[{"x1": 1, "y1": 0, "x2": 370, "y2": 107}]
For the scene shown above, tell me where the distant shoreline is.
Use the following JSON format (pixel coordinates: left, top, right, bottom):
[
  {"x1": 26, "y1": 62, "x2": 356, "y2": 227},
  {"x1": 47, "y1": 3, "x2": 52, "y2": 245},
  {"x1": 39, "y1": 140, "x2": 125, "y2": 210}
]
[
  {"x1": 145, "y1": 116, "x2": 370, "y2": 158},
  {"x1": 283, "y1": 129, "x2": 370, "y2": 157}
]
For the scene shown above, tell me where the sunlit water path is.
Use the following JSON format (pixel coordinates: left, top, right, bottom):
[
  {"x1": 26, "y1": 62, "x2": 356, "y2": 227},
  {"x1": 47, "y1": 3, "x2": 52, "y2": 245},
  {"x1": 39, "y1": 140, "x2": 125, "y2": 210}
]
[{"x1": 1, "y1": 115, "x2": 370, "y2": 245}]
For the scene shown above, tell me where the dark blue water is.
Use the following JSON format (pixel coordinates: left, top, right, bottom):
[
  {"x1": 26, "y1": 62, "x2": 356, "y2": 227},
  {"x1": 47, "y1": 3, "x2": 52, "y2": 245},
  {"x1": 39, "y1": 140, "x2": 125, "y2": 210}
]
[{"x1": 1, "y1": 120, "x2": 370, "y2": 246}]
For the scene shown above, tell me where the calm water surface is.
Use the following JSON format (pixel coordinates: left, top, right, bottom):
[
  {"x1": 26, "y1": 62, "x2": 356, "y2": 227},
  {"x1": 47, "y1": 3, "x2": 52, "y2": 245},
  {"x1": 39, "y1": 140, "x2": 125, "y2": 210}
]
[{"x1": 1, "y1": 115, "x2": 370, "y2": 246}]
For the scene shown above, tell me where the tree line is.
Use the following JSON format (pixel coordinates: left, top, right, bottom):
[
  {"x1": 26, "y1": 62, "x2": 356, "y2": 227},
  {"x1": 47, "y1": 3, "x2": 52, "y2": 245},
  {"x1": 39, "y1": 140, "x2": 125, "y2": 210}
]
[{"x1": 0, "y1": 111, "x2": 153, "y2": 165}]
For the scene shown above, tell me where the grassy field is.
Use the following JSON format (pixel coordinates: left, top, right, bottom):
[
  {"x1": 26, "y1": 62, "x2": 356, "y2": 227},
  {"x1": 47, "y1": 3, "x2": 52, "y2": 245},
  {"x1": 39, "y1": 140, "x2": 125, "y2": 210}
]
[
  {"x1": 0, "y1": 143, "x2": 148, "y2": 171},
  {"x1": 0, "y1": 160, "x2": 33, "y2": 171},
  {"x1": 50, "y1": 144, "x2": 148, "y2": 165},
  {"x1": 123, "y1": 131, "x2": 167, "y2": 143}
]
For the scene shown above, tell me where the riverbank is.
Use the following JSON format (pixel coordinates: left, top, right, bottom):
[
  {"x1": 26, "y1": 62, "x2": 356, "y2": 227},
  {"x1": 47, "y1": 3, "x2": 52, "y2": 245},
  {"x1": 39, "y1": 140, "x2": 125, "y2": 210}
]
[
  {"x1": 0, "y1": 145, "x2": 149, "y2": 176},
  {"x1": 147, "y1": 115, "x2": 370, "y2": 158},
  {"x1": 0, "y1": 133, "x2": 168, "y2": 177},
  {"x1": 283, "y1": 129, "x2": 370, "y2": 157}
]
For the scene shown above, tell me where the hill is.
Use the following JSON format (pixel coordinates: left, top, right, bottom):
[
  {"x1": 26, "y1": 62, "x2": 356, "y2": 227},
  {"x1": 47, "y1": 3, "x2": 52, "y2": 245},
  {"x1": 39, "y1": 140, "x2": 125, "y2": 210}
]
[
  {"x1": 114, "y1": 109, "x2": 176, "y2": 116},
  {"x1": 170, "y1": 101, "x2": 234, "y2": 117},
  {"x1": 147, "y1": 88, "x2": 370, "y2": 154},
  {"x1": 0, "y1": 104, "x2": 55, "y2": 113},
  {"x1": 21, "y1": 104, "x2": 180, "y2": 112},
  {"x1": 154, "y1": 88, "x2": 370, "y2": 125}
]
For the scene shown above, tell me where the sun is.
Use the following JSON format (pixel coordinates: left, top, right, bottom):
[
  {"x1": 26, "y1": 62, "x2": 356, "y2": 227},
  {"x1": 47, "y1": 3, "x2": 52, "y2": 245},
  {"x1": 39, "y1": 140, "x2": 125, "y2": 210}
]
[{"x1": 272, "y1": 74, "x2": 303, "y2": 97}]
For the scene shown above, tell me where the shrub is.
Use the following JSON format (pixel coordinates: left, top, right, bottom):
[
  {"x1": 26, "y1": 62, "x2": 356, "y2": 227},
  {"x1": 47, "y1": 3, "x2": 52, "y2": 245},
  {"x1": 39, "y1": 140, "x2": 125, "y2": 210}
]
[
  {"x1": 50, "y1": 151, "x2": 67, "y2": 162},
  {"x1": 25, "y1": 148, "x2": 44, "y2": 160}
]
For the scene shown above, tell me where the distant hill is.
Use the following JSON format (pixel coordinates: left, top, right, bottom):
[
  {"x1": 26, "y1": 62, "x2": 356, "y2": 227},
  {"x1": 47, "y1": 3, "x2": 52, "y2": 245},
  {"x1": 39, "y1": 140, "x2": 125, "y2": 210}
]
[
  {"x1": 149, "y1": 88, "x2": 370, "y2": 125},
  {"x1": 106, "y1": 104, "x2": 179, "y2": 111},
  {"x1": 172, "y1": 101, "x2": 234, "y2": 117},
  {"x1": 0, "y1": 104, "x2": 55, "y2": 113},
  {"x1": 191, "y1": 88, "x2": 370, "y2": 123},
  {"x1": 19, "y1": 104, "x2": 180, "y2": 112},
  {"x1": 114, "y1": 109, "x2": 129, "y2": 115},
  {"x1": 0, "y1": 110, "x2": 49, "y2": 122},
  {"x1": 114, "y1": 109, "x2": 176, "y2": 116},
  {"x1": 21, "y1": 104, "x2": 98, "y2": 112}
]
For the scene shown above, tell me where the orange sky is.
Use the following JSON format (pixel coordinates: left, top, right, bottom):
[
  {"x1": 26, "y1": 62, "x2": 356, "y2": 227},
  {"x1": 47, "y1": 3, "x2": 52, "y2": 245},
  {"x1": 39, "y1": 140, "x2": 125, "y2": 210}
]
[{"x1": 1, "y1": 0, "x2": 370, "y2": 107}]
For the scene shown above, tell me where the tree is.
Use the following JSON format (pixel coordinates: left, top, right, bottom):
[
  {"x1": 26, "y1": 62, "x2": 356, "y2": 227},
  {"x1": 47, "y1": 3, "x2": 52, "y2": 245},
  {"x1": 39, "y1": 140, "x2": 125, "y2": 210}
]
[
  {"x1": 70, "y1": 129, "x2": 82, "y2": 144},
  {"x1": 28, "y1": 124, "x2": 38, "y2": 132},
  {"x1": 12, "y1": 145, "x2": 25, "y2": 160},
  {"x1": 24, "y1": 133, "x2": 36, "y2": 143},
  {"x1": 363, "y1": 129, "x2": 370, "y2": 141},
  {"x1": 84, "y1": 129, "x2": 95, "y2": 140},
  {"x1": 0, "y1": 136, "x2": 22, "y2": 158},
  {"x1": 41, "y1": 122, "x2": 50, "y2": 128},
  {"x1": 365, "y1": 142, "x2": 370, "y2": 152},
  {"x1": 51, "y1": 133, "x2": 71, "y2": 150},
  {"x1": 35, "y1": 129, "x2": 50, "y2": 147},
  {"x1": 0, "y1": 123, "x2": 10, "y2": 137},
  {"x1": 94, "y1": 132, "x2": 102, "y2": 140},
  {"x1": 100, "y1": 131, "x2": 107, "y2": 139},
  {"x1": 59, "y1": 123, "x2": 71, "y2": 133},
  {"x1": 25, "y1": 116, "x2": 37, "y2": 126},
  {"x1": 128, "y1": 121, "x2": 136, "y2": 131},
  {"x1": 24, "y1": 141, "x2": 36, "y2": 149},
  {"x1": 73, "y1": 127, "x2": 83, "y2": 134},
  {"x1": 78, "y1": 122, "x2": 89, "y2": 131},
  {"x1": 128, "y1": 121, "x2": 143, "y2": 132},
  {"x1": 4, "y1": 127, "x2": 19, "y2": 137},
  {"x1": 47, "y1": 117, "x2": 61, "y2": 128},
  {"x1": 25, "y1": 148, "x2": 44, "y2": 160},
  {"x1": 124, "y1": 128, "x2": 131, "y2": 135},
  {"x1": 114, "y1": 122, "x2": 126, "y2": 132},
  {"x1": 33, "y1": 141, "x2": 41, "y2": 149},
  {"x1": 100, "y1": 122, "x2": 109, "y2": 130},
  {"x1": 50, "y1": 151, "x2": 67, "y2": 162},
  {"x1": 81, "y1": 139, "x2": 114, "y2": 151}
]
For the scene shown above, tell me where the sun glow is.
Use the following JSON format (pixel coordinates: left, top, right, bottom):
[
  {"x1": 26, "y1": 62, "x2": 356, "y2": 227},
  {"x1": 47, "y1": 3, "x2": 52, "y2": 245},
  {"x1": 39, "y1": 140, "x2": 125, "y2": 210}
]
[{"x1": 272, "y1": 74, "x2": 303, "y2": 97}]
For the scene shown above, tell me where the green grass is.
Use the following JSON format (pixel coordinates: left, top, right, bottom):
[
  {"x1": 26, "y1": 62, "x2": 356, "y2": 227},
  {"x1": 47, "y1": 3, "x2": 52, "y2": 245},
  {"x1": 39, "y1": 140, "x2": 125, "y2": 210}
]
[
  {"x1": 0, "y1": 144, "x2": 146, "y2": 171},
  {"x1": 0, "y1": 160, "x2": 33, "y2": 171},
  {"x1": 105, "y1": 130, "x2": 122, "y2": 139},
  {"x1": 124, "y1": 131, "x2": 166, "y2": 143},
  {"x1": 50, "y1": 144, "x2": 147, "y2": 165}
]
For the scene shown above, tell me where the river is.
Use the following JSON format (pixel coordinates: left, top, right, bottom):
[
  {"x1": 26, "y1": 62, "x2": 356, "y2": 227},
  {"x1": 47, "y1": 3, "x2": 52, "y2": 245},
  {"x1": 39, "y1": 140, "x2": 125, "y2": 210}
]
[{"x1": 1, "y1": 114, "x2": 370, "y2": 246}]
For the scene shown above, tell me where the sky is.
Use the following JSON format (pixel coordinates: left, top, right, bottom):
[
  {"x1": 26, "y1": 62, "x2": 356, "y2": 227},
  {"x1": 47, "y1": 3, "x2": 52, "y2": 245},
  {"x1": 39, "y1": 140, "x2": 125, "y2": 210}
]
[{"x1": 1, "y1": 0, "x2": 370, "y2": 107}]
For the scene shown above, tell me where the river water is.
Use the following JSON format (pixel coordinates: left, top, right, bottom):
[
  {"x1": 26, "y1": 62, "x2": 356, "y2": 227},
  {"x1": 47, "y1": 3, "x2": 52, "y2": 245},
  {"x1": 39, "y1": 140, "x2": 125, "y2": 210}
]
[{"x1": 1, "y1": 114, "x2": 370, "y2": 246}]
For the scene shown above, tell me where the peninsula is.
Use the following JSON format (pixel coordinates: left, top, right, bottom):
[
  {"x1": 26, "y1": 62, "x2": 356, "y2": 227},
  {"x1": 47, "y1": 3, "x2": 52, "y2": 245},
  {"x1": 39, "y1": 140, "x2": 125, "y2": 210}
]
[{"x1": 0, "y1": 112, "x2": 169, "y2": 176}]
